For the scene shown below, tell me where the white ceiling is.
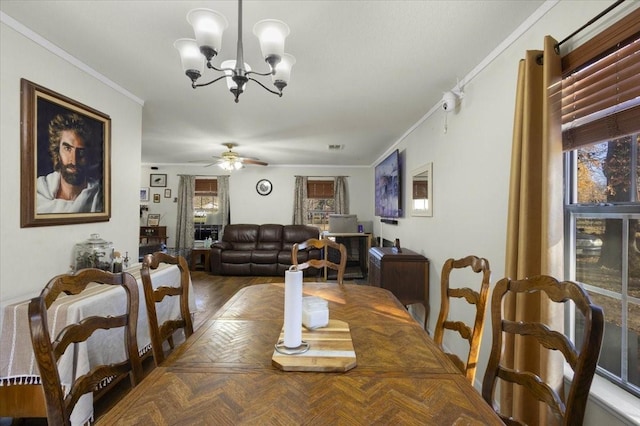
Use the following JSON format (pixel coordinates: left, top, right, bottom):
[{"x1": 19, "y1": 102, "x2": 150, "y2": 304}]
[{"x1": 1, "y1": 0, "x2": 546, "y2": 168}]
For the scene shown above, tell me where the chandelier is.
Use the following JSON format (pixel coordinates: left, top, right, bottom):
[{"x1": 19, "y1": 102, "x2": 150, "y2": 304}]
[{"x1": 174, "y1": 0, "x2": 295, "y2": 103}]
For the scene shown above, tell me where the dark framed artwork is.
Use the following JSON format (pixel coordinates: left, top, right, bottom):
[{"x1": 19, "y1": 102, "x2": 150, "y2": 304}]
[
  {"x1": 150, "y1": 174, "x2": 167, "y2": 187},
  {"x1": 153, "y1": 194, "x2": 161, "y2": 203},
  {"x1": 20, "y1": 79, "x2": 111, "y2": 227}
]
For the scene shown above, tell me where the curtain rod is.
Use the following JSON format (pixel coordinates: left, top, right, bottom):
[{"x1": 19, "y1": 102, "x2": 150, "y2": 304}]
[
  {"x1": 555, "y1": 0, "x2": 625, "y2": 52},
  {"x1": 295, "y1": 175, "x2": 349, "y2": 178}
]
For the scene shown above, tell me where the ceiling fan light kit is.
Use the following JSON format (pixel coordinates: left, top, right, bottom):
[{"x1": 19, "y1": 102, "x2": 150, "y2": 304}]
[
  {"x1": 190, "y1": 143, "x2": 268, "y2": 171},
  {"x1": 220, "y1": 150, "x2": 244, "y2": 171},
  {"x1": 174, "y1": 0, "x2": 295, "y2": 103}
]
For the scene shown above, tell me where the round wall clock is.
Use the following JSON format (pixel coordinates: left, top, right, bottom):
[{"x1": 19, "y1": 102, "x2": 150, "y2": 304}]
[{"x1": 256, "y1": 179, "x2": 273, "y2": 196}]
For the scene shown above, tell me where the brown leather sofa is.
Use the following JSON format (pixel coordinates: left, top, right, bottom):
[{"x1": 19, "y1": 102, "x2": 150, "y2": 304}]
[{"x1": 209, "y1": 224, "x2": 322, "y2": 276}]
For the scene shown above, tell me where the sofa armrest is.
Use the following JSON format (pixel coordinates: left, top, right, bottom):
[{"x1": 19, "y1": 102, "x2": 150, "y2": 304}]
[
  {"x1": 210, "y1": 241, "x2": 231, "y2": 274},
  {"x1": 212, "y1": 241, "x2": 231, "y2": 250}
]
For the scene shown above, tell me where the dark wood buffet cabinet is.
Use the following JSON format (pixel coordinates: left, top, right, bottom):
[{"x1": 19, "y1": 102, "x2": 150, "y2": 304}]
[
  {"x1": 368, "y1": 247, "x2": 430, "y2": 326},
  {"x1": 139, "y1": 226, "x2": 168, "y2": 245}
]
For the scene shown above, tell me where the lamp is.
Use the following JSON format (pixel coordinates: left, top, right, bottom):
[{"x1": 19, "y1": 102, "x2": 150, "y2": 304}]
[{"x1": 174, "y1": 0, "x2": 295, "y2": 103}]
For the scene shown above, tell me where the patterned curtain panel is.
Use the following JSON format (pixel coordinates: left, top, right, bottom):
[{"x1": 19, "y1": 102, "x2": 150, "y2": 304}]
[
  {"x1": 334, "y1": 176, "x2": 349, "y2": 214},
  {"x1": 218, "y1": 175, "x2": 230, "y2": 235},
  {"x1": 292, "y1": 176, "x2": 307, "y2": 225},
  {"x1": 175, "y1": 175, "x2": 195, "y2": 257}
]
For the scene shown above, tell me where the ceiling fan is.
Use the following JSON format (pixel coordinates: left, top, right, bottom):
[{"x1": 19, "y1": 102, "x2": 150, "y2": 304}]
[{"x1": 193, "y1": 143, "x2": 268, "y2": 170}]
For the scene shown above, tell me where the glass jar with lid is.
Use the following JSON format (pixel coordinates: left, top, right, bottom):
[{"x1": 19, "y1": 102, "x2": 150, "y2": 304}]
[{"x1": 73, "y1": 233, "x2": 114, "y2": 272}]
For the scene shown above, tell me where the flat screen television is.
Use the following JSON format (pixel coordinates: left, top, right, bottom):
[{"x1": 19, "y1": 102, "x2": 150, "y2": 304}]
[{"x1": 374, "y1": 149, "x2": 402, "y2": 218}]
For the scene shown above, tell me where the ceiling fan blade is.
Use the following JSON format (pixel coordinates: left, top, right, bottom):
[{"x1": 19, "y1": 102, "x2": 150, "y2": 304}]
[{"x1": 242, "y1": 158, "x2": 268, "y2": 166}]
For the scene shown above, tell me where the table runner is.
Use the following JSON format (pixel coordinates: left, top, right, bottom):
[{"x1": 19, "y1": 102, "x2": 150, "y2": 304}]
[{"x1": 0, "y1": 263, "x2": 196, "y2": 424}]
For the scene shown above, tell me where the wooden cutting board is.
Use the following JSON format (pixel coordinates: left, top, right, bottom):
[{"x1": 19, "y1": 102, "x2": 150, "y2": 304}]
[{"x1": 272, "y1": 319, "x2": 357, "y2": 372}]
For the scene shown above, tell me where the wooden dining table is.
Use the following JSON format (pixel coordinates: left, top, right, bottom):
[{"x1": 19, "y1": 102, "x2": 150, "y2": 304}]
[{"x1": 96, "y1": 283, "x2": 502, "y2": 425}]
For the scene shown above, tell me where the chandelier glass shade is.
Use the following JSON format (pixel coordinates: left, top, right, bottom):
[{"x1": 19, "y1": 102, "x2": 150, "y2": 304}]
[
  {"x1": 174, "y1": 0, "x2": 295, "y2": 103},
  {"x1": 219, "y1": 158, "x2": 244, "y2": 171}
]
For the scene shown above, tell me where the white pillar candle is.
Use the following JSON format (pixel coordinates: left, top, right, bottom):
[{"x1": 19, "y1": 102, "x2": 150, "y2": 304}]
[{"x1": 283, "y1": 269, "x2": 303, "y2": 348}]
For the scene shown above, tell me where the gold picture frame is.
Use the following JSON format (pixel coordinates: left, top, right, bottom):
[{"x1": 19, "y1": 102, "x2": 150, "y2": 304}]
[
  {"x1": 20, "y1": 79, "x2": 111, "y2": 227},
  {"x1": 147, "y1": 213, "x2": 160, "y2": 226}
]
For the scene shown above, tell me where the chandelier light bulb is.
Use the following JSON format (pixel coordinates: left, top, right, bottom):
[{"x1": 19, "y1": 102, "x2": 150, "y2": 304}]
[
  {"x1": 173, "y1": 39, "x2": 204, "y2": 81},
  {"x1": 253, "y1": 19, "x2": 290, "y2": 66},
  {"x1": 187, "y1": 8, "x2": 228, "y2": 59},
  {"x1": 273, "y1": 53, "x2": 296, "y2": 89},
  {"x1": 221, "y1": 60, "x2": 251, "y2": 91}
]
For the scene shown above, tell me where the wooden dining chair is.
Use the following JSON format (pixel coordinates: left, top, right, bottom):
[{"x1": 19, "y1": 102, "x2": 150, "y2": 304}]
[
  {"x1": 28, "y1": 268, "x2": 142, "y2": 425},
  {"x1": 481, "y1": 275, "x2": 604, "y2": 426},
  {"x1": 433, "y1": 255, "x2": 491, "y2": 384},
  {"x1": 141, "y1": 252, "x2": 194, "y2": 365},
  {"x1": 292, "y1": 238, "x2": 347, "y2": 284}
]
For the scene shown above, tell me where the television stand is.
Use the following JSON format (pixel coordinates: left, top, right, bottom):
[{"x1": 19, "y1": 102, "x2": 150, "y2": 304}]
[
  {"x1": 368, "y1": 246, "x2": 429, "y2": 328},
  {"x1": 320, "y1": 232, "x2": 372, "y2": 280}
]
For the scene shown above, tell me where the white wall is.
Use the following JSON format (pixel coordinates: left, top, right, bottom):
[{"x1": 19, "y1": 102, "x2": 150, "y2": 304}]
[
  {"x1": 380, "y1": 1, "x2": 639, "y2": 424},
  {"x1": 140, "y1": 164, "x2": 373, "y2": 243},
  {"x1": 0, "y1": 22, "x2": 143, "y2": 302}
]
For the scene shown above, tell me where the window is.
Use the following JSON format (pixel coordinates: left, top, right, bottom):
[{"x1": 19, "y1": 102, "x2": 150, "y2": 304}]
[
  {"x1": 562, "y1": 13, "x2": 640, "y2": 397},
  {"x1": 193, "y1": 179, "x2": 219, "y2": 239},
  {"x1": 305, "y1": 180, "x2": 334, "y2": 231},
  {"x1": 565, "y1": 136, "x2": 640, "y2": 397}
]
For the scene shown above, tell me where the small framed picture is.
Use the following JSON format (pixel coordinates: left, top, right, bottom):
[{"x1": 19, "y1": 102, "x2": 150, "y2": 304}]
[
  {"x1": 150, "y1": 173, "x2": 167, "y2": 187},
  {"x1": 153, "y1": 194, "x2": 160, "y2": 203},
  {"x1": 147, "y1": 213, "x2": 160, "y2": 226},
  {"x1": 140, "y1": 187, "x2": 150, "y2": 202},
  {"x1": 164, "y1": 188, "x2": 171, "y2": 198}
]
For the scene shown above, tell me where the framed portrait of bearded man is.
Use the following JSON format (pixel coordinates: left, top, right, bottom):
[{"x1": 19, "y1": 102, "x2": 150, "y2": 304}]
[{"x1": 20, "y1": 79, "x2": 111, "y2": 227}]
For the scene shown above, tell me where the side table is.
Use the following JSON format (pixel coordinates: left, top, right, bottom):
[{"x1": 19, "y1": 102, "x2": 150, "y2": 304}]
[{"x1": 190, "y1": 248, "x2": 211, "y2": 272}]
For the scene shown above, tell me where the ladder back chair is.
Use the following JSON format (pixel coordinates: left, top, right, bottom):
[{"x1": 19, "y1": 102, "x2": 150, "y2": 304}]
[
  {"x1": 292, "y1": 238, "x2": 347, "y2": 284},
  {"x1": 141, "y1": 252, "x2": 194, "y2": 366},
  {"x1": 28, "y1": 269, "x2": 142, "y2": 426},
  {"x1": 433, "y1": 255, "x2": 491, "y2": 384},
  {"x1": 481, "y1": 275, "x2": 604, "y2": 426}
]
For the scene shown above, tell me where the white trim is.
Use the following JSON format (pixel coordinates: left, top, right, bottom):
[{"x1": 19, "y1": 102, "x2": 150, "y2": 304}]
[
  {"x1": 565, "y1": 365, "x2": 640, "y2": 425},
  {"x1": 0, "y1": 11, "x2": 145, "y2": 106}
]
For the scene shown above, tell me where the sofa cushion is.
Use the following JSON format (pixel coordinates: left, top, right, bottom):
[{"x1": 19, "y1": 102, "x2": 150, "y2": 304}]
[
  {"x1": 251, "y1": 250, "x2": 279, "y2": 264},
  {"x1": 223, "y1": 224, "x2": 259, "y2": 251},
  {"x1": 282, "y1": 225, "x2": 320, "y2": 251},
  {"x1": 256, "y1": 224, "x2": 283, "y2": 251},
  {"x1": 278, "y1": 249, "x2": 321, "y2": 265},
  {"x1": 221, "y1": 250, "x2": 252, "y2": 264}
]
